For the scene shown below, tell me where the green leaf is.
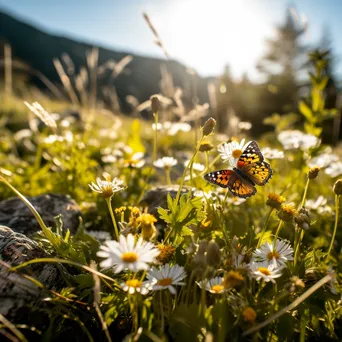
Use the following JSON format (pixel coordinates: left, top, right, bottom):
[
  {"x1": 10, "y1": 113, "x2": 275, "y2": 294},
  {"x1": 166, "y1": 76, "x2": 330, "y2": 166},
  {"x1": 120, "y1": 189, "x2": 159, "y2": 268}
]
[{"x1": 299, "y1": 100, "x2": 314, "y2": 122}]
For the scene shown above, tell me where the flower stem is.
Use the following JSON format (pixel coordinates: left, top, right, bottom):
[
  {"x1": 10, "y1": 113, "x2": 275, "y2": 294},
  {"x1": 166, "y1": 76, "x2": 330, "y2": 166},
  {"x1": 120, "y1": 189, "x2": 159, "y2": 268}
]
[
  {"x1": 106, "y1": 198, "x2": 119, "y2": 240},
  {"x1": 326, "y1": 194, "x2": 340, "y2": 261},
  {"x1": 257, "y1": 208, "x2": 274, "y2": 248},
  {"x1": 165, "y1": 167, "x2": 171, "y2": 185},
  {"x1": 301, "y1": 178, "x2": 310, "y2": 208},
  {"x1": 153, "y1": 112, "x2": 158, "y2": 164},
  {"x1": 273, "y1": 220, "x2": 283, "y2": 248}
]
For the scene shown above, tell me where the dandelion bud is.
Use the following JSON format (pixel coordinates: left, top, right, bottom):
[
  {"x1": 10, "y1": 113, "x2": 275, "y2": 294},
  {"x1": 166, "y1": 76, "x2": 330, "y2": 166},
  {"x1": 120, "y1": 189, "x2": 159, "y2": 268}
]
[
  {"x1": 294, "y1": 207, "x2": 311, "y2": 230},
  {"x1": 266, "y1": 193, "x2": 286, "y2": 210},
  {"x1": 308, "y1": 167, "x2": 320, "y2": 179},
  {"x1": 199, "y1": 141, "x2": 214, "y2": 152},
  {"x1": 206, "y1": 240, "x2": 221, "y2": 267},
  {"x1": 222, "y1": 270, "x2": 244, "y2": 289},
  {"x1": 156, "y1": 244, "x2": 176, "y2": 264},
  {"x1": 151, "y1": 95, "x2": 160, "y2": 114},
  {"x1": 137, "y1": 213, "x2": 157, "y2": 240},
  {"x1": 277, "y1": 203, "x2": 298, "y2": 223},
  {"x1": 242, "y1": 307, "x2": 257, "y2": 324},
  {"x1": 333, "y1": 179, "x2": 342, "y2": 195},
  {"x1": 202, "y1": 117, "x2": 216, "y2": 136}
]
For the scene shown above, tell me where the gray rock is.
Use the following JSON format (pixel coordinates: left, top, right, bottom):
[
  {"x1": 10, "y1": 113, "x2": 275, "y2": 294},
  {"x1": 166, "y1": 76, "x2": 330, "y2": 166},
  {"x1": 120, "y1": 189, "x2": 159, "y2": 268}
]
[
  {"x1": 139, "y1": 185, "x2": 192, "y2": 215},
  {"x1": 0, "y1": 193, "x2": 81, "y2": 235},
  {"x1": 0, "y1": 226, "x2": 64, "y2": 318}
]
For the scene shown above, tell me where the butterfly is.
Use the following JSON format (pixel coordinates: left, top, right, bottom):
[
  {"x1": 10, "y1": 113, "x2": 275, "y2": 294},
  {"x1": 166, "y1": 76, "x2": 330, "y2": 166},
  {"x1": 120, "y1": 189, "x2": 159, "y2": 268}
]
[{"x1": 204, "y1": 141, "x2": 272, "y2": 198}]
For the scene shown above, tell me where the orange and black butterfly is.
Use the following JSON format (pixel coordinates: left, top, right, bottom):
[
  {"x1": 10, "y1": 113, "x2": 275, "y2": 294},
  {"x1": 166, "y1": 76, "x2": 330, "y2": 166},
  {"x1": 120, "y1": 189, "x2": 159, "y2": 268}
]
[{"x1": 204, "y1": 141, "x2": 272, "y2": 198}]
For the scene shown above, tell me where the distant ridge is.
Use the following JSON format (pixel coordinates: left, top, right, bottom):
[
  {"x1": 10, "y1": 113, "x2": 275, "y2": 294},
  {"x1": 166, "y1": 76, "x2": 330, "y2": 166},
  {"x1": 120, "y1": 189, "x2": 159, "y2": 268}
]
[{"x1": 0, "y1": 11, "x2": 210, "y2": 111}]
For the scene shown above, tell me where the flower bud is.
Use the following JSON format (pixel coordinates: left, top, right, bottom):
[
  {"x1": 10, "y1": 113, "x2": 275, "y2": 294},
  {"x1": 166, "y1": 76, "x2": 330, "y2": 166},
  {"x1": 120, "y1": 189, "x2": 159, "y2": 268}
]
[
  {"x1": 202, "y1": 117, "x2": 216, "y2": 136},
  {"x1": 199, "y1": 141, "x2": 214, "y2": 152},
  {"x1": 222, "y1": 270, "x2": 244, "y2": 289},
  {"x1": 266, "y1": 193, "x2": 286, "y2": 210},
  {"x1": 151, "y1": 95, "x2": 160, "y2": 114},
  {"x1": 277, "y1": 203, "x2": 298, "y2": 223},
  {"x1": 294, "y1": 207, "x2": 311, "y2": 230},
  {"x1": 308, "y1": 167, "x2": 320, "y2": 179},
  {"x1": 136, "y1": 213, "x2": 157, "y2": 240},
  {"x1": 206, "y1": 240, "x2": 221, "y2": 267},
  {"x1": 333, "y1": 179, "x2": 342, "y2": 195},
  {"x1": 242, "y1": 307, "x2": 257, "y2": 324}
]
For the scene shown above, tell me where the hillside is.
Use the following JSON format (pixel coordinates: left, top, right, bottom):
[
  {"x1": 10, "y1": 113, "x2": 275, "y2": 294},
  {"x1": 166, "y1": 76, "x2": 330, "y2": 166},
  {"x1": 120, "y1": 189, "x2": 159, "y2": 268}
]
[{"x1": 0, "y1": 11, "x2": 210, "y2": 111}]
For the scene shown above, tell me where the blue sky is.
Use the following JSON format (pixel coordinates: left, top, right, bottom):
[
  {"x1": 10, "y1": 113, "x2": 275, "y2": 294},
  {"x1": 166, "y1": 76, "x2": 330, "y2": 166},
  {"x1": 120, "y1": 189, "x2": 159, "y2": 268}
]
[{"x1": 1, "y1": 0, "x2": 342, "y2": 80}]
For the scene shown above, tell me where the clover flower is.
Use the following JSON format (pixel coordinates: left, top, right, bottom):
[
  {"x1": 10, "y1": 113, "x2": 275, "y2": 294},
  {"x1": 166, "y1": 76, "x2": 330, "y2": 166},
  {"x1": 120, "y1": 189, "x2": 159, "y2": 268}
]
[
  {"x1": 97, "y1": 234, "x2": 160, "y2": 273},
  {"x1": 197, "y1": 277, "x2": 225, "y2": 294},
  {"x1": 218, "y1": 139, "x2": 249, "y2": 167},
  {"x1": 89, "y1": 173, "x2": 126, "y2": 199},
  {"x1": 261, "y1": 147, "x2": 284, "y2": 159},
  {"x1": 154, "y1": 157, "x2": 178, "y2": 169},
  {"x1": 249, "y1": 261, "x2": 283, "y2": 283},
  {"x1": 147, "y1": 264, "x2": 187, "y2": 295},
  {"x1": 253, "y1": 239, "x2": 294, "y2": 268}
]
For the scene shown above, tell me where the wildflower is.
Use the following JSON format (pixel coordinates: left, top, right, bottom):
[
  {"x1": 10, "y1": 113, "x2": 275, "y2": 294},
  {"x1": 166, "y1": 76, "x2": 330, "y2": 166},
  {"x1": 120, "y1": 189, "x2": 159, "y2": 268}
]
[
  {"x1": 152, "y1": 122, "x2": 163, "y2": 131},
  {"x1": 167, "y1": 122, "x2": 191, "y2": 136},
  {"x1": 308, "y1": 167, "x2": 320, "y2": 179},
  {"x1": 253, "y1": 239, "x2": 294, "y2": 268},
  {"x1": 147, "y1": 264, "x2": 187, "y2": 295},
  {"x1": 120, "y1": 279, "x2": 151, "y2": 295},
  {"x1": 307, "y1": 152, "x2": 339, "y2": 168},
  {"x1": 154, "y1": 157, "x2": 178, "y2": 169},
  {"x1": 97, "y1": 234, "x2": 160, "y2": 272},
  {"x1": 124, "y1": 152, "x2": 145, "y2": 168},
  {"x1": 249, "y1": 261, "x2": 282, "y2": 283},
  {"x1": 333, "y1": 179, "x2": 342, "y2": 195},
  {"x1": 226, "y1": 196, "x2": 246, "y2": 206},
  {"x1": 238, "y1": 121, "x2": 252, "y2": 131},
  {"x1": 156, "y1": 244, "x2": 176, "y2": 264},
  {"x1": 278, "y1": 130, "x2": 319, "y2": 151},
  {"x1": 294, "y1": 207, "x2": 311, "y2": 230},
  {"x1": 115, "y1": 206, "x2": 127, "y2": 214},
  {"x1": 325, "y1": 162, "x2": 342, "y2": 178},
  {"x1": 197, "y1": 277, "x2": 225, "y2": 294},
  {"x1": 261, "y1": 147, "x2": 284, "y2": 159},
  {"x1": 218, "y1": 139, "x2": 249, "y2": 167},
  {"x1": 305, "y1": 196, "x2": 333, "y2": 215},
  {"x1": 242, "y1": 307, "x2": 257, "y2": 324},
  {"x1": 266, "y1": 193, "x2": 286, "y2": 210},
  {"x1": 277, "y1": 203, "x2": 298, "y2": 222},
  {"x1": 136, "y1": 213, "x2": 157, "y2": 240},
  {"x1": 222, "y1": 270, "x2": 244, "y2": 289},
  {"x1": 184, "y1": 160, "x2": 205, "y2": 172},
  {"x1": 202, "y1": 117, "x2": 216, "y2": 136},
  {"x1": 89, "y1": 173, "x2": 125, "y2": 199}
]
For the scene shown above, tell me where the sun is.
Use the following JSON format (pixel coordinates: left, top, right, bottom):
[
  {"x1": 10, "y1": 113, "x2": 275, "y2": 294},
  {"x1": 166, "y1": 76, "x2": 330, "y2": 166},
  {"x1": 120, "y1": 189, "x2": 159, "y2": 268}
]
[{"x1": 147, "y1": 0, "x2": 270, "y2": 78}]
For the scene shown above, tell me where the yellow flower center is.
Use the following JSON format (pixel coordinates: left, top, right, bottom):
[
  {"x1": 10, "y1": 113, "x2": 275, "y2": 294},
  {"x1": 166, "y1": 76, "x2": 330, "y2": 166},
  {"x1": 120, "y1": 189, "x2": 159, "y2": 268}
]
[
  {"x1": 126, "y1": 279, "x2": 142, "y2": 288},
  {"x1": 211, "y1": 284, "x2": 224, "y2": 293},
  {"x1": 157, "y1": 277, "x2": 173, "y2": 286},
  {"x1": 232, "y1": 149, "x2": 243, "y2": 159},
  {"x1": 258, "y1": 267, "x2": 271, "y2": 276},
  {"x1": 267, "y1": 251, "x2": 280, "y2": 260},
  {"x1": 121, "y1": 252, "x2": 138, "y2": 263}
]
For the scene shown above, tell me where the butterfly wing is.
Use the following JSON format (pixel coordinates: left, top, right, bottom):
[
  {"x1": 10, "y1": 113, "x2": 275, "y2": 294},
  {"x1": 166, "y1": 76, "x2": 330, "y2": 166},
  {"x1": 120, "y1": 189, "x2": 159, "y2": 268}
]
[
  {"x1": 237, "y1": 141, "x2": 273, "y2": 186},
  {"x1": 204, "y1": 170, "x2": 256, "y2": 198}
]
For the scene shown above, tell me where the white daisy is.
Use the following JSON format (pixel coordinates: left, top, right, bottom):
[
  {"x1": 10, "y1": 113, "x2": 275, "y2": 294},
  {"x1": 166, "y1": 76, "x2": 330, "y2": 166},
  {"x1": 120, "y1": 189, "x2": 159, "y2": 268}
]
[
  {"x1": 217, "y1": 139, "x2": 249, "y2": 167},
  {"x1": 87, "y1": 230, "x2": 111, "y2": 241},
  {"x1": 249, "y1": 261, "x2": 283, "y2": 283},
  {"x1": 305, "y1": 196, "x2": 333, "y2": 215},
  {"x1": 226, "y1": 196, "x2": 246, "y2": 206},
  {"x1": 307, "y1": 152, "x2": 339, "y2": 168},
  {"x1": 89, "y1": 174, "x2": 125, "y2": 198},
  {"x1": 184, "y1": 160, "x2": 205, "y2": 172},
  {"x1": 167, "y1": 122, "x2": 191, "y2": 136},
  {"x1": 238, "y1": 121, "x2": 252, "y2": 130},
  {"x1": 97, "y1": 234, "x2": 160, "y2": 273},
  {"x1": 197, "y1": 277, "x2": 225, "y2": 294},
  {"x1": 278, "y1": 130, "x2": 319, "y2": 151},
  {"x1": 325, "y1": 162, "x2": 342, "y2": 178},
  {"x1": 154, "y1": 157, "x2": 178, "y2": 169},
  {"x1": 261, "y1": 147, "x2": 284, "y2": 159},
  {"x1": 120, "y1": 279, "x2": 152, "y2": 295},
  {"x1": 253, "y1": 239, "x2": 293, "y2": 268},
  {"x1": 124, "y1": 152, "x2": 145, "y2": 168},
  {"x1": 147, "y1": 264, "x2": 187, "y2": 295}
]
